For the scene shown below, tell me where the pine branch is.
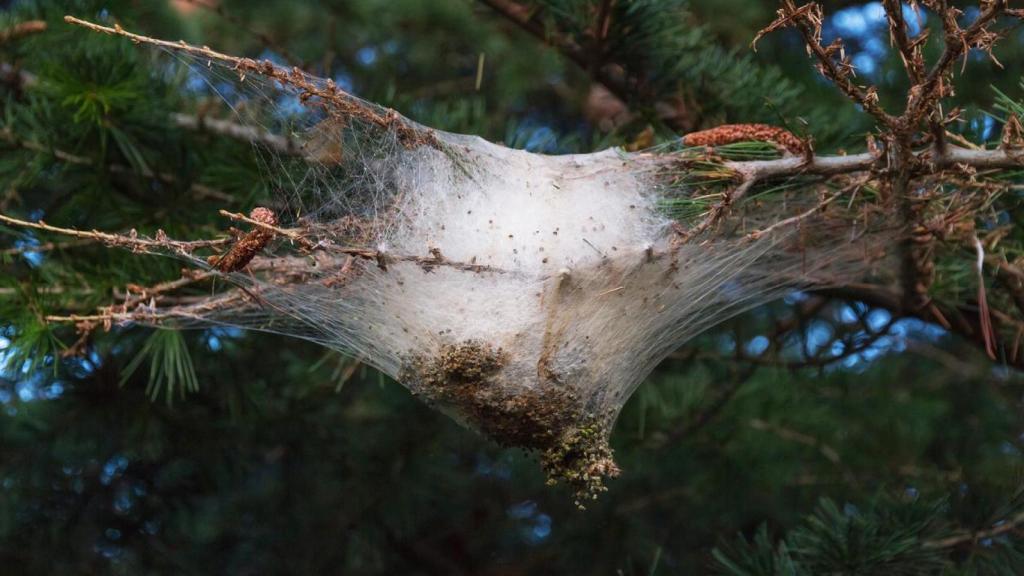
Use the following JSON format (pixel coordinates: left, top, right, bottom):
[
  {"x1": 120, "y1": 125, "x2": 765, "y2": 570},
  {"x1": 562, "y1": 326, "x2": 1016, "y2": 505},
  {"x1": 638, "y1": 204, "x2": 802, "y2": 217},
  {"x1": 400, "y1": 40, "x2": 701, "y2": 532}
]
[
  {"x1": 0, "y1": 127, "x2": 237, "y2": 204},
  {"x1": 0, "y1": 64, "x2": 298, "y2": 158},
  {"x1": 742, "y1": 0, "x2": 1022, "y2": 355}
]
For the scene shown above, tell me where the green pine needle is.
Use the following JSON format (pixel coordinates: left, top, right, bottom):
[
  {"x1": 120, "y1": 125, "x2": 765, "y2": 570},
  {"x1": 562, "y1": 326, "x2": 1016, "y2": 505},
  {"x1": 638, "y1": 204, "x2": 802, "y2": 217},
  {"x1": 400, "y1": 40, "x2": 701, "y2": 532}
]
[{"x1": 119, "y1": 328, "x2": 200, "y2": 407}]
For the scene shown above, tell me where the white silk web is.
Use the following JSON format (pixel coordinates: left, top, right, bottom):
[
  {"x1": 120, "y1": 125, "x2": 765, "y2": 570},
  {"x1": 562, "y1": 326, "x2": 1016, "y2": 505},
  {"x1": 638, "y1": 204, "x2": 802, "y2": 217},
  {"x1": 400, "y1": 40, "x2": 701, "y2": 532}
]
[{"x1": 73, "y1": 19, "x2": 896, "y2": 503}]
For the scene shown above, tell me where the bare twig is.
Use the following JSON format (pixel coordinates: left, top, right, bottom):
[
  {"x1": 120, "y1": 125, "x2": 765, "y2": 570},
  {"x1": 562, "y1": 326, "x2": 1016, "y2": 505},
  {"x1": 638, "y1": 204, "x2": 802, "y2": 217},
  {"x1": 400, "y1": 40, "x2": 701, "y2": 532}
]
[
  {"x1": 746, "y1": 181, "x2": 855, "y2": 240},
  {"x1": 44, "y1": 290, "x2": 246, "y2": 325},
  {"x1": 63, "y1": 16, "x2": 438, "y2": 148},
  {"x1": 763, "y1": 1, "x2": 895, "y2": 126},
  {"x1": 1, "y1": 207, "x2": 507, "y2": 280},
  {"x1": 0, "y1": 20, "x2": 47, "y2": 44},
  {"x1": 882, "y1": 0, "x2": 926, "y2": 84},
  {"x1": 665, "y1": 365, "x2": 756, "y2": 442},
  {"x1": 218, "y1": 209, "x2": 313, "y2": 249},
  {"x1": 1, "y1": 238, "x2": 96, "y2": 256},
  {"x1": 176, "y1": 0, "x2": 303, "y2": 67},
  {"x1": 171, "y1": 112, "x2": 298, "y2": 156},
  {"x1": 749, "y1": 418, "x2": 843, "y2": 465},
  {"x1": 0, "y1": 212, "x2": 232, "y2": 254},
  {"x1": 924, "y1": 508, "x2": 1024, "y2": 549},
  {"x1": 906, "y1": 0, "x2": 1007, "y2": 124}
]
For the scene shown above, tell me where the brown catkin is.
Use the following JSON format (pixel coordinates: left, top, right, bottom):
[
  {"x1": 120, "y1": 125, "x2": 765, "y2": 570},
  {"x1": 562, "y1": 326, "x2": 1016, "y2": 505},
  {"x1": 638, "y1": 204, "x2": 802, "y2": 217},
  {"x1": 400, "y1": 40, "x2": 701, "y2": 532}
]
[
  {"x1": 211, "y1": 207, "x2": 277, "y2": 272},
  {"x1": 683, "y1": 123, "x2": 806, "y2": 155}
]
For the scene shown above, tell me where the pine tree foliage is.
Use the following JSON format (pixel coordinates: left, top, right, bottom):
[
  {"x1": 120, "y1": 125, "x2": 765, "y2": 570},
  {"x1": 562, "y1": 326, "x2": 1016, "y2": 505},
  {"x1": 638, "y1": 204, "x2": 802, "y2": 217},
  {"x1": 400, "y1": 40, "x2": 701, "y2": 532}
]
[
  {"x1": 118, "y1": 328, "x2": 198, "y2": 405},
  {"x1": 2, "y1": 1, "x2": 1024, "y2": 574},
  {"x1": 522, "y1": 0, "x2": 830, "y2": 131}
]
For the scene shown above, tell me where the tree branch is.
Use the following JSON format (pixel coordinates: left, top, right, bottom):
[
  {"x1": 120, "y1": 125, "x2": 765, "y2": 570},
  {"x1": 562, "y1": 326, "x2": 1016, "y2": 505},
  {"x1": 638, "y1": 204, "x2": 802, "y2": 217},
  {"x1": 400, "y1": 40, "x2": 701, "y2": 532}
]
[
  {"x1": 176, "y1": 0, "x2": 303, "y2": 68},
  {"x1": 924, "y1": 508, "x2": 1024, "y2": 549},
  {"x1": 675, "y1": 143, "x2": 1024, "y2": 241},
  {"x1": 476, "y1": 0, "x2": 697, "y2": 130},
  {"x1": 761, "y1": 1, "x2": 895, "y2": 127},
  {"x1": 906, "y1": 0, "x2": 1007, "y2": 125},
  {"x1": 171, "y1": 113, "x2": 298, "y2": 156},
  {"x1": 63, "y1": 16, "x2": 438, "y2": 148},
  {"x1": 0, "y1": 20, "x2": 47, "y2": 44},
  {"x1": 477, "y1": 0, "x2": 626, "y2": 99},
  {"x1": 882, "y1": 0, "x2": 926, "y2": 85},
  {"x1": 0, "y1": 212, "x2": 232, "y2": 254}
]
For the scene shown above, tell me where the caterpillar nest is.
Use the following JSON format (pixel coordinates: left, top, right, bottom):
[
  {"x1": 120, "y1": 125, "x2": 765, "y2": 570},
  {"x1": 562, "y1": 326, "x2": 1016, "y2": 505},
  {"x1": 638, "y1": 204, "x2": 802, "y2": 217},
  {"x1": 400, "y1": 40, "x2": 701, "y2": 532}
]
[{"x1": 60, "y1": 18, "x2": 896, "y2": 505}]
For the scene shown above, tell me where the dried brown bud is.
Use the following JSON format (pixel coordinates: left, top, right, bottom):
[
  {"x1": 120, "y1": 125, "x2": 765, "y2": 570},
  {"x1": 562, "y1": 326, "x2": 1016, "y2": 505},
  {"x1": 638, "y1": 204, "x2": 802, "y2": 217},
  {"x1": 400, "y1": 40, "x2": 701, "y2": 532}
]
[
  {"x1": 249, "y1": 206, "x2": 278, "y2": 227},
  {"x1": 1001, "y1": 114, "x2": 1024, "y2": 150}
]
